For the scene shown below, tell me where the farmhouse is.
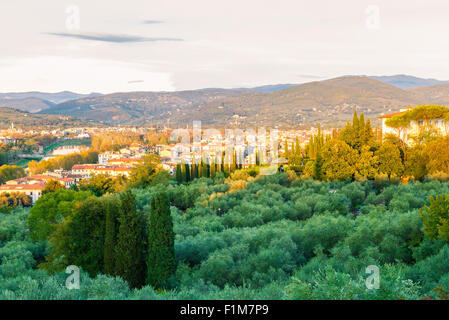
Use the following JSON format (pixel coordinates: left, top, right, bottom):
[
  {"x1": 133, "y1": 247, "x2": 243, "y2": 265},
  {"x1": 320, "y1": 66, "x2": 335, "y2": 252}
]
[{"x1": 378, "y1": 105, "x2": 449, "y2": 144}]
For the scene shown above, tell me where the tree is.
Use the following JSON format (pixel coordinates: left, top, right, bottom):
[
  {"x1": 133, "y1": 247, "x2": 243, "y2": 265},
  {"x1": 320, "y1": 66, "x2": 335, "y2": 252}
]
[
  {"x1": 424, "y1": 136, "x2": 449, "y2": 175},
  {"x1": 128, "y1": 154, "x2": 161, "y2": 188},
  {"x1": 0, "y1": 165, "x2": 26, "y2": 184},
  {"x1": 176, "y1": 164, "x2": 183, "y2": 183},
  {"x1": 321, "y1": 140, "x2": 357, "y2": 181},
  {"x1": 67, "y1": 196, "x2": 107, "y2": 276},
  {"x1": 405, "y1": 145, "x2": 428, "y2": 180},
  {"x1": 420, "y1": 195, "x2": 449, "y2": 241},
  {"x1": 147, "y1": 191, "x2": 176, "y2": 288},
  {"x1": 313, "y1": 152, "x2": 323, "y2": 180},
  {"x1": 355, "y1": 145, "x2": 379, "y2": 180},
  {"x1": 376, "y1": 142, "x2": 404, "y2": 179},
  {"x1": 28, "y1": 189, "x2": 92, "y2": 240},
  {"x1": 42, "y1": 179, "x2": 65, "y2": 195},
  {"x1": 104, "y1": 195, "x2": 120, "y2": 276},
  {"x1": 114, "y1": 190, "x2": 147, "y2": 288}
]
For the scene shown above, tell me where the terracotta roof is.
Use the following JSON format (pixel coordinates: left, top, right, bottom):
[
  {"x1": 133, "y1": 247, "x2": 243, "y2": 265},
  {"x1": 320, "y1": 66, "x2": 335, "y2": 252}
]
[
  {"x1": 0, "y1": 183, "x2": 46, "y2": 191},
  {"x1": 378, "y1": 111, "x2": 406, "y2": 119},
  {"x1": 378, "y1": 106, "x2": 414, "y2": 118},
  {"x1": 108, "y1": 158, "x2": 142, "y2": 163},
  {"x1": 72, "y1": 164, "x2": 100, "y2": 170},
  {"x1": 94, "y1": 167, "x2": 131, "y2": 172}
]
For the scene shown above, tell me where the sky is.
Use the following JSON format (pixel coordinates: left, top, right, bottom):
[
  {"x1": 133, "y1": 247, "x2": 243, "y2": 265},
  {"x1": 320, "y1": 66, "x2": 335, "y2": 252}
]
[{"x1": 1, "y1": 0, "x2": 449, "y2": 93}]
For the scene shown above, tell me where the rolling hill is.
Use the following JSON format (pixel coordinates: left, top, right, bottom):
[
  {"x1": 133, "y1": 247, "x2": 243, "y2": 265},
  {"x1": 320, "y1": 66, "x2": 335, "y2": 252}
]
[
  {"x1": 369, "y1": 74, "x2": 449, "y2": 89},
  {"x1": 0, "y1": 91, "x2": 103, "y2": 113},
  {"x1": 35, "y1": 75, "x2": 449, "y2": 128},
  {"x1": 0, "y1": 97, "x2": 55, "y2": 113},
  {"x1": 0, "y1": 107, "x2": 98, "y2": 129},
  {"x1": 0, "y1": 91, "x2": 102, "y2": 104},
  {"x1": 41, "y1": 89, "x2": 252, "y2": 126},
  {"x1": 40, "y1": 76, "x2": 429, "y2": 128},
  {"x1": 176, "y1": 76, "x2": 425, "y2": 127},
  {"x1": 408, "y1": 84, "x2": 449, "y2": 105}
]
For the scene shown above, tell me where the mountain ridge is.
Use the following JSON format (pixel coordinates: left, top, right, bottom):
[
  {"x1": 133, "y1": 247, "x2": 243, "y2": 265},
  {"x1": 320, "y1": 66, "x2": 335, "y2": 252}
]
[{"x1": 39, "y1": 76, "x2": 433, "y2": 128}]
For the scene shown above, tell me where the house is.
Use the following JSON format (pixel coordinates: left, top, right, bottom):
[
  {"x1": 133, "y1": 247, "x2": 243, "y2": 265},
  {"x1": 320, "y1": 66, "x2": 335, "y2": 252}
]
[
  {"x1": 71, "y1": 164, "x2": 132, "y2": 178},
  {"x1": 0, "y1": 183, "x2": 45, "y2": 204},
  {"x1": 5, "y1": 175, "x2": 74, "y2": 188},
  {"x1": 378, "y1": 106, "x2": 449, "y2": 144},
  {"x1": 107, "y1": 158, "x2": 142, "y2": 166}
]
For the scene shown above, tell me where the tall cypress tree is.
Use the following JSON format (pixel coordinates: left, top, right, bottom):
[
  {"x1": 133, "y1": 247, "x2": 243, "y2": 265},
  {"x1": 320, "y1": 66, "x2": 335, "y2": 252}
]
[
  {"x1": 210, "y1": 160, "x2": 216, "y2": 178},
  {"x1": 284, "y1": 138, "x2": 290, "y2": 158},
  {"x1": 114, "y1": 191, "x2": 147, "y2": 288},
  {"x1": 104, "y1": 195, "x2": 119, "y2": 276},
  {"x1": 314, "y1": 152, "x2": 323, "y2": 180},
  {"x1": 202, "y1": 161, "x2": 208, "y2": 178},
  {"x1": 181, "y1": 161, "x2": 186, "y2": 182},
  {"x1": 175, "y1": 164, "x2": 182, "y2": 183},
  {"x1": 147, "y1": 191, "x2": 176, "y2": 288},
  {"x1": 184, "y1": 163, "x2": 190, "y2": 182}
]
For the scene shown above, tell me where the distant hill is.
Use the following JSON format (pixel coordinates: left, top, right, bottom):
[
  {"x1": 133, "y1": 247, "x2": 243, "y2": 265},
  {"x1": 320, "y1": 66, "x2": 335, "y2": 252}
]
[
  {"x1": 41, "y1": 89, "x2": 251, "y2": 126},
  {"x1": 0, "y1": 91, "x2": 102, "y2": 113},
  {"x1": 37, "y1": 75, "x2": 449, "y2": 128},
  {"x1": 0, "y1": 97, "x2": 55, "y2": 113},
  {"x1": 0, "y1": 91, "x2": 102, "y2": 104},
  {"x1": 249, "y1": 84, "x2": 298, "y2": 92},
  {"x1": 408, "y1": 83, "x2": 449, "y2": 105},
  {"x1": 0, "y1": 107, "x2": 97, "y2": 129},
  {"x1": 369, "y1": 74, "x2": 449, "y2": 89},
  {"x1": 178, "y1": 76, "x2": 423, "y2": 127}
]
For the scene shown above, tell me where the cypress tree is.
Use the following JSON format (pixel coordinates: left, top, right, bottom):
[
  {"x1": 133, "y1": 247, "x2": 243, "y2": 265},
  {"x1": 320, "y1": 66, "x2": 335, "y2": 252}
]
[
  {"x1": 114, "y1": 191, "x2": 147, "y2": 288},
  {"x1": 210, "y1": 160, "x2": 216, "y2": 178},
  {"x1": 181, "y1": 162, "x2": 186, "y2": 182},
  {"x1": 184, "y1": 163, "x2": 190, "y2": 182},
  {"x1": 147, "y1": 191, "x2": 176, "y2": 288},
  {"x1": 284, "y1": 138, "x2": 289, "y2": 158},
  {"x1": 175, "y1": 164, "x2": 182, "y2": 183},
  {"x1": 295, "y1": 137, "x2": 300, "y2": 154},
  {"x1": 104, "y1": 196, "x2": 119, "y2": 276},
  {"x1": 202, "y1": 161, "x2": 208, "y2": 177},
  {"x1": 314, "y1": 152, "x2": 323, "y2": 180},
  {"x1": 191, "y1": 162, "x2": 197, "y2": 180}
]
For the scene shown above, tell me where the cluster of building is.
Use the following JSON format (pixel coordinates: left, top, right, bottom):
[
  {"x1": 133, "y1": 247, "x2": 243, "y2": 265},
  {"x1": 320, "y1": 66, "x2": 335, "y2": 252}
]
[
  {"x1": 0, "y1": 143, "x2": 150, "y2": 204},
  {"x1": 0, "y1": 174, "x2": 75, "y2": 204},
  {"x1": 157, "y1": 128, "x2": 328, "y2": 169}
]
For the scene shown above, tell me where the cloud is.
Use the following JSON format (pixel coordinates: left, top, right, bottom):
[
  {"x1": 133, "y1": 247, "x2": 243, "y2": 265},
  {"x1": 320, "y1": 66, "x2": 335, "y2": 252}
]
[
  {"x1": 45, "y1": 32, "x2": 182, "y2": 43},
  {"x1": 143, "y1": 20, "x2": 164, "y2": 24}
]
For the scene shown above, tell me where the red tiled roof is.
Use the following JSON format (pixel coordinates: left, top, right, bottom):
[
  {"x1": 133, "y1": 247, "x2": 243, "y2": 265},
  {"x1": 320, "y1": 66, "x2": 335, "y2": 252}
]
[
  {"x1": 72, "y1": 164, "x2": 100, "y2": 170},
  {"x1": 94, "y1": 167, "x2": 131, "y2": 172},
  {"x1": 0, "y1": 183, "x2": 46, "y2": 191},
  {"x1": 378, "y1": 106, "x2": 414, "y2": 118},
  {"x1": 108, "y1": 158, "x2": 142, "y2": 163},
  {"x1": 378, "y1": 111, "x2": 406, "y2": 119}
]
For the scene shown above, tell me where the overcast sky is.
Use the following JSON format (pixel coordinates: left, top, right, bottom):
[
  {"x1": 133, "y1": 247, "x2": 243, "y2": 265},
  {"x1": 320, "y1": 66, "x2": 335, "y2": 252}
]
[{"x1": 1, "y1": 0, "x2": 449, "y2": 93}]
